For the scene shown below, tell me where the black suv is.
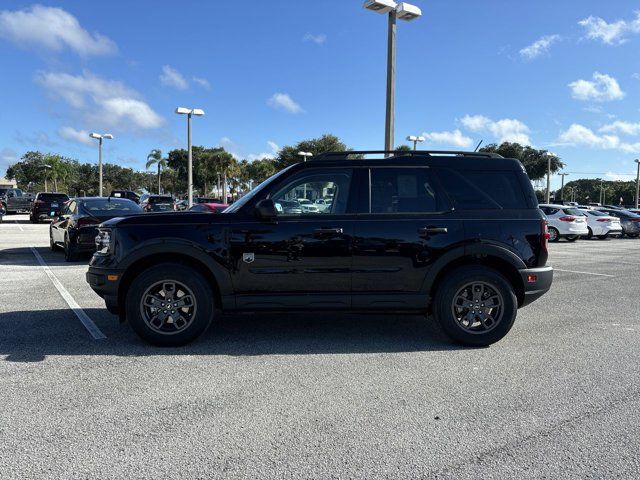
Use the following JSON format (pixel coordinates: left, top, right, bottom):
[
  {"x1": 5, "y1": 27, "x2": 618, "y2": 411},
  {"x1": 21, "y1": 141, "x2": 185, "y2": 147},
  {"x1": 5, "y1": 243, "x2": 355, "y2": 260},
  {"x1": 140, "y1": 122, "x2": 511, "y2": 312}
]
[
  {"x1": 86, "y1": 150, "x2": 553, "y2": 347},
  {"x1": 30, "y1": 192, "x2": 70, "y2": 223}
]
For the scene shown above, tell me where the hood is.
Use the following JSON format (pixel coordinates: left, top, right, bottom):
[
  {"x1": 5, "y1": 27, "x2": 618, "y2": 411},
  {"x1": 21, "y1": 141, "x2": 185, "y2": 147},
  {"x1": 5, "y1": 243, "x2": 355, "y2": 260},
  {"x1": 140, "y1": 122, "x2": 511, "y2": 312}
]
[{"x1": 100, "y1": 211, "x2": 233, "y2": 228}]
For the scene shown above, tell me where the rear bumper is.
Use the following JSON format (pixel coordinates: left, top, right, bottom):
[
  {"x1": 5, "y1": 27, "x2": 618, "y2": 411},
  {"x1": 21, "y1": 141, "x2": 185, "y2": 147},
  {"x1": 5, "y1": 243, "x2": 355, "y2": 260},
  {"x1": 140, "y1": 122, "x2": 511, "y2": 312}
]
[
  {"x1": 86, "y1": 266, "x2": 123, "y2": 315},
  {"x1": 519, "y1": 266, "x2": 553, "y2": 307}
]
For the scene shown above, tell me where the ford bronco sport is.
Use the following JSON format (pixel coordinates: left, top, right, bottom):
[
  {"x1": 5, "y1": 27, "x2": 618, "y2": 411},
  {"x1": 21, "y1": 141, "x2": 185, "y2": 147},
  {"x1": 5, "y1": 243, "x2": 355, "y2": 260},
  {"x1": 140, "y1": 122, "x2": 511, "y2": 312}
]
[{"x1": 86, "y1": 150, "x2": 553, "y2": 347}]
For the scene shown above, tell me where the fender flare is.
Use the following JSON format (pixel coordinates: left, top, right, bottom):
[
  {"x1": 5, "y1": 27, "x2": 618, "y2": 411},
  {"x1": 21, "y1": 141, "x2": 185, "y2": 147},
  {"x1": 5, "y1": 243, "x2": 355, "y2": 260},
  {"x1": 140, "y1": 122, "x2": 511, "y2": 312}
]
[
  {"x1": 118, "y1": 238, "x2": 233, "y2": 296},
  {"x1": 421, "y1": 243, "x2": 527, "y2": 294}
]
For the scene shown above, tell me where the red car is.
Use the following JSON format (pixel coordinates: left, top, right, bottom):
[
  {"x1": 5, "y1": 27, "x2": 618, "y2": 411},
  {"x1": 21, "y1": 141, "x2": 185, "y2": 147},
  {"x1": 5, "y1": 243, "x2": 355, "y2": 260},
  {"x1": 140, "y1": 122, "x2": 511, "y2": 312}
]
[{"x1": 188, "y1": 202, "x2": 228, "y2": 213}]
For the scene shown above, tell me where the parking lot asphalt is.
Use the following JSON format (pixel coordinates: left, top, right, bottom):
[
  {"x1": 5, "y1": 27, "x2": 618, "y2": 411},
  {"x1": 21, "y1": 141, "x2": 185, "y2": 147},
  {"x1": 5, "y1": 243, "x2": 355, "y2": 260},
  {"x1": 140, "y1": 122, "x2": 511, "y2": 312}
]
[{"x1": 1, "y1": 214, "x2": 639, "y2": 479}]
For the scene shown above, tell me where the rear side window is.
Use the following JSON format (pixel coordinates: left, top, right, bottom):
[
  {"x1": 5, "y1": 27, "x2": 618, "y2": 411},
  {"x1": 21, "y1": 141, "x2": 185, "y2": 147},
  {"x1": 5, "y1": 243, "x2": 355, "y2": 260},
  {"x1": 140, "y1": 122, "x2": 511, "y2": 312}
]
[
  {"x1": 563, "y1": 208, "x2": 582, "y2": 216},
  {"x1": 369, "y1": 168, "x2": 447, "y2": 214},
  {"x1": 436, "y1": 169, "x2": 528, "y2": 209}
]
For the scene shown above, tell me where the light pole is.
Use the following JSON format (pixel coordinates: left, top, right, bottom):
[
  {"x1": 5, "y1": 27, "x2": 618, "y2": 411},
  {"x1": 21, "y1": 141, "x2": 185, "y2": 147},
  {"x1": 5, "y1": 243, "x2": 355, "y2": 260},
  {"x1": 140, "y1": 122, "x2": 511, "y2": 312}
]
[
  {"x1": 406, "y1": 135, "x2": 425, "y2": 150},
  {"x1": 558, "y1": 173, "x2": 569, "y2": 201},
  {"x1": 175, "y1": 107, "x2": 205, "y2": 208},
  {"x1": 364, "y1": 1, "x2": 422, "y2": 154},
  {"x1": 298, "y1": 152, "x2": 313, "y2": 198},
  {"x1": 41, "y1": 164, "x2": 51, "y2": 192},
  {"x1": 89, "y1": 133, "x2": 113, "y2": 196},
  {"x1": 635, "y1": 159, "x2": 640, "y2": 209}
]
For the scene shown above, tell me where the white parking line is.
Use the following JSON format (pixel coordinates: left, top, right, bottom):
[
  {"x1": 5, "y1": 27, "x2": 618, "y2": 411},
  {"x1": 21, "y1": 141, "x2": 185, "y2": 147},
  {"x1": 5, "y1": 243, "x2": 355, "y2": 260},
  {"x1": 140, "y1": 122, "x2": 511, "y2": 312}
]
[
  {"x1": 14, "y1": 220, "x2": 24, "y2": 232},
  {"x1": 30, "y1": 247, "x2": 106, "y2": 340},
  {"x1": 554, "y1": 268, "x2": 615, "y2": 278}
]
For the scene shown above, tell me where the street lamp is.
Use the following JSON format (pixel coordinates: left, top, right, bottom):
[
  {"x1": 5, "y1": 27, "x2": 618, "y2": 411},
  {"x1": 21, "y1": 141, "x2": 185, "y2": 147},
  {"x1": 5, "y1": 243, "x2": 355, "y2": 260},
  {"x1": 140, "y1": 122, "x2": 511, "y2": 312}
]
[
  {"x1": 41, "y1": 164, "x2": 52, "y2": 192},
  {"x1": 558, "y1": 173, "x2": 569, "y2": 201},
  {"x1": 89, "y1": 133, "x2": 113, "y2": 197},
  {"x1": 298, "y1": 151, "x2": 313, "y2": 162},
  {"x1": 364, "y1": 1, "x2": 422, "y2": 154},
  {"x1": 175, "y1": 107, "x2": 205, "y2": 207},
  {"x1": 406, "y1": 135, "x2": 425, "y2": 150},
  {"x1": 635, "y1": 159, "x2": 640, "y2": 209}
]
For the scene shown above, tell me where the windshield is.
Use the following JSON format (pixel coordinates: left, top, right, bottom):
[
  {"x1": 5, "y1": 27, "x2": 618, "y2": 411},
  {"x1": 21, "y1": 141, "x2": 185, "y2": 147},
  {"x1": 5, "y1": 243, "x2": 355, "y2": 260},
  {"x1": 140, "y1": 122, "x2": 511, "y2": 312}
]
[
  {"x1": 223, "y1": 166, "x2": 293, "y2": 213},
  {"x1": 38, "y1": 193, "x2": 69, "y2": 202},
  {"x1": 80, "y1": 198, "x2": 142, "y2": 215},
  {"x1": 149, "y1": 196, "x2": 173, "y2": 204}
]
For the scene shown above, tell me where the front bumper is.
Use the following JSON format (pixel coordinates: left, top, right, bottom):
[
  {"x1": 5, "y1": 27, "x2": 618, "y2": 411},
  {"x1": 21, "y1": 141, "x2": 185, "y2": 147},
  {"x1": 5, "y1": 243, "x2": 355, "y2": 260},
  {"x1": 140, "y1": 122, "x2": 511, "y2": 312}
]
[
  {"x1": 86, "y1": 266, "x2": 123, "y2": 315},
  {"x1": 519, "y1": 266, "x2": 553, "y2": 307}
]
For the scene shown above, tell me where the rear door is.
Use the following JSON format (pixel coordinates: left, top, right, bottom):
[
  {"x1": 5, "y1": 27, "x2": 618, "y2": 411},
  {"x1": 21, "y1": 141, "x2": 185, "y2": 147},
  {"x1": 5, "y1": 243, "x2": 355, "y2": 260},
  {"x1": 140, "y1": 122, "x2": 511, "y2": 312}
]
[{"x1": 351, "y1": 166, "x2": 463, "y2": 309}]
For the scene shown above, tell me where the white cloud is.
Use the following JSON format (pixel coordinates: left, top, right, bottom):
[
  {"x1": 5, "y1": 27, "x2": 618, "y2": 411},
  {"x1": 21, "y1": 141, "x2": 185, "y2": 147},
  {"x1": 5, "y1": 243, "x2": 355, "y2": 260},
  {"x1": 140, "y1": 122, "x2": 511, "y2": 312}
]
[
  {"x1": 192, "y1": 76, "x2": 211, "y2": 89},
  {"x1": 600, "y1": 121, "x2": 640, "y2": 136},
  {"x1": 247, "y1": 141, "x2": 280, "y2": 161},
  {"x1": 267, "y1": 93, "x2": 303, "y2": 114},
  {"x1": 558, "y1": 123, "x2": 640, "y2": 153},
  {"x1": 1, "y1": 148, "x2": 19, "y2": 175},
  {"x1": 578, "y1": 12, "x2": 640, "y2": 45},
  {"x1": 36, "y1": 70, "x2": 164, "y2": 131},
  {"x1": 460, "y1": 114, "x2": 531, "y2": 145},
  {"x1": 605, "y1": 171, "x2": 635, "y2": 181},
  {"x1": 422, "y1": 129, "x2": 473, "y2": 148},
  {"x1": 0, "y1": 5, "x2": 116, "y2": 56},
  {"x1": 159, "y1": 65, "x2": 188, "y2": 90},
  {"x1": 569, "y1": 72, "x2": 625, "y2": 102},
  {"x1": 519, "y1": 34, "x2": 560, "y2": 60},
  {"x1": 303, "y1": 33, "x2": 327, "y2": 45},
  {"x1": 58, "y1": 126, "x2": 93, "y2": 145}
]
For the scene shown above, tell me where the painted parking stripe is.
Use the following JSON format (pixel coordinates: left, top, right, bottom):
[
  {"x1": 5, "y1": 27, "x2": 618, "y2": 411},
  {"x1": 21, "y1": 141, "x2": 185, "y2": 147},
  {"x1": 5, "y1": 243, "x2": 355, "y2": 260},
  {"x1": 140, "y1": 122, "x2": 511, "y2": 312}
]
[
  {"x1": 554, "y1": 268, "x2": 615, "y2": 278},
  {"x1": 13, "y1": 220, "x2": 24, "y2": 232},
  {"x1": 30, "y1": 247, "x2": 106, "y2": 340}
]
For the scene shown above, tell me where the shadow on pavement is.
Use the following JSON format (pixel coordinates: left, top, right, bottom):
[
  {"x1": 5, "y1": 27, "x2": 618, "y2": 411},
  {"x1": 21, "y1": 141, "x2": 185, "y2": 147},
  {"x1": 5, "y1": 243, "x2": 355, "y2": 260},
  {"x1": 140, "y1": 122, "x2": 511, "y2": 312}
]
[
  {"x1": 0, "y1": 246, "x2": 91, "y2": 267},
  {"x1": 0, "y1": 308, "x2": 460, "y2": 362}
]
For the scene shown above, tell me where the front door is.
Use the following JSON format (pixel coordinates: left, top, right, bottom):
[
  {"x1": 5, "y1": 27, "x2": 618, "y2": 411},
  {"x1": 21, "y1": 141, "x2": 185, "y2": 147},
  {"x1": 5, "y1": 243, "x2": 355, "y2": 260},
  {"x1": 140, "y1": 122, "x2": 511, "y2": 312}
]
[
  {"x1": 351, "y1": 166, "x2": 463, "y2": 309},
  {"x1": 229, "y1": 168, "x2": 355, "y2": 310}
]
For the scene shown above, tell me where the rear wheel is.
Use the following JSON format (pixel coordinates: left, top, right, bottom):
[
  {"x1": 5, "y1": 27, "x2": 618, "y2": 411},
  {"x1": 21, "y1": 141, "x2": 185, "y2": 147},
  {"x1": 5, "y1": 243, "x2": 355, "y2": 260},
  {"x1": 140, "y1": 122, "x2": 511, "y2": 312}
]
[
  {"x1": 64, "y1": 233, "x2": 78, "y2": 261},
  {"x1": 126, "y1": 264, "x2": 214, "y2": 346},
  {"x1": 566, "y1": 235, "x2": 579, "y2": 242},
  {"x1": 433, "y1": 266, "x2": 517, "y2": 347},
  {"x1": 49, "y1": 230, "x2": 57, "y2": 251},
  {"x1": 627, "y1": 233, "x2": 639, "y2": 238},
  {"x1": 597, "y1": 234, "x2": 609, "y2": 240},
  {"x1": 548, "y1": 227, "x2": 560, "y2": 242},
  {"x1": 585, "y1": 227, "x2": 593, "y2": 239}
]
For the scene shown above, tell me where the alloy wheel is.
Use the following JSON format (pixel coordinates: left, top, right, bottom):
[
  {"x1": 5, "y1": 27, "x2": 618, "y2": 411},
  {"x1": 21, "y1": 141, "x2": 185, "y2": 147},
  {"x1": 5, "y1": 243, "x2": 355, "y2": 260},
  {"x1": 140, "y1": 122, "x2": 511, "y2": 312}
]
[
  {"x1": 140, "y1": 280, "x2": 197, "y2": 335},
  {"x1": 451, "y1": 282, "x2": 504, "y2": 334}
]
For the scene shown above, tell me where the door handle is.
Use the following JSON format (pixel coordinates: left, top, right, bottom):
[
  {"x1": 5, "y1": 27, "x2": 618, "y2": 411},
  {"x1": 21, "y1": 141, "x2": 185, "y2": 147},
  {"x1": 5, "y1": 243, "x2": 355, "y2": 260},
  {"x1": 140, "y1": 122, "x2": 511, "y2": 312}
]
[
  {"x1": 419, "y1": 226, "x2": 448, "y2": 236},
  {"x1": 314, "y1": 227, "x2": 343, "y2": 235}
]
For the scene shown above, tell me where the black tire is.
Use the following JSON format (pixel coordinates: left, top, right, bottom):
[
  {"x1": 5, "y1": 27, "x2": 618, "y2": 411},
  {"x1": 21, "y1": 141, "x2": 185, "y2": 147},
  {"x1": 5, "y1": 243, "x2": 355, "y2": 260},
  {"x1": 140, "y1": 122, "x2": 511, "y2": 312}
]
[
  {"x1": 597, "y1": 234, "x2": 609, "y2": 240},
  {"x1": 64, "y1": 233, "x2": 78, "y2": 261},
  {"x1": 548, "y1": 227, "x2": 560, "y2": 242},
  {"x1": 31, "y1": 215, "x2": 39, "y2": 224},
  {"x1": 49, "y1": 230, "x2": 56, "y2": 251},
  {"x1": 126, "y1": 263, "x2": 214, "y2": 347},
  {"x1": 586, "y1": 227, "x2": 593, "y2": 239},
  {"x1": 566, "y1": 235, "x2": 579, "y2": 242},
  {"x1": 433, "y1": 266, "x2": 517, "y2": 347},
  {"x1": 627, "y1": 233, "x2": 639, "y2": 238}
]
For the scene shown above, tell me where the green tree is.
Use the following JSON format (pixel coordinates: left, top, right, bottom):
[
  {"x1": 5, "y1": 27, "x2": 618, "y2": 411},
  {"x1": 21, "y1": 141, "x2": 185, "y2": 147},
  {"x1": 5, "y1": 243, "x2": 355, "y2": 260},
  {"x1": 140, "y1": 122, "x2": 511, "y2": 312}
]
[
  {"x1": 275, "y1": 134, "x2": 349, "y2": 169},
  {"x1": 480, "y1": 142, "x2": 564, "y2": 181},
  {"x1": 145, "y1": 149, "x2": 167, "y2": 194}
]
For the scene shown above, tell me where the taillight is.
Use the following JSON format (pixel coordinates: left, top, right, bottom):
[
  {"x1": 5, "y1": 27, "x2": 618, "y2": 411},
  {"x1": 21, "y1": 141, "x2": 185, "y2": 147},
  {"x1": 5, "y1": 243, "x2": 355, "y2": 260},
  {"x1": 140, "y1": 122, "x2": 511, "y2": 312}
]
[
  {"x1": 631, "y1": 218, "x2": 640, "y2": 222},
  {"x1": 559, "y1": 215, "x2": 576, "y2": 222},
  {"x1": 77, "y1": 217, "x2": 99, "y2": 227},
  {"x1": 541, "y1": 219, "x2": 549, "y2": 252},
  {"x1": 596, "y1": 218, "x2": 610, "y2": 222}
]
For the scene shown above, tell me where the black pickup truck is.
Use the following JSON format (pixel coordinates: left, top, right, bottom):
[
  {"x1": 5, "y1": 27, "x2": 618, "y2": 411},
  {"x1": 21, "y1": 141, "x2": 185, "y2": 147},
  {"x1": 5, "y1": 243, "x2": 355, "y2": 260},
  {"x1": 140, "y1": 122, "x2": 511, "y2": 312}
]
[
  {"x1": 87, "y1": 150, "x2": 553, "y2": 347},
  {"x1": 0, "y1": 188, "x2": 35, "y2": 213}
]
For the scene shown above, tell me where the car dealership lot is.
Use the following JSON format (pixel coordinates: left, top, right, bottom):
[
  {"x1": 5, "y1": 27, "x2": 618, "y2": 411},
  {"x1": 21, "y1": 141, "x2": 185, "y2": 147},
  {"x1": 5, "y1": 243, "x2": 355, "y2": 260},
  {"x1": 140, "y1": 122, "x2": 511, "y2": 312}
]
[{"x1": 1, "y1": 215, "x2": 639, "y2": 478}]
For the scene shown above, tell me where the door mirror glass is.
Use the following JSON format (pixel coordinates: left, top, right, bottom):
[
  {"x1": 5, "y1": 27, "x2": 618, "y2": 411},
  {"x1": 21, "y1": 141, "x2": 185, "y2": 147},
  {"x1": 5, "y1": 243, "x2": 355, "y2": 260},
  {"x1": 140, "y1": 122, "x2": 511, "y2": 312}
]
[{"x1": 255, "y1": 199, "x2": 278, "y2": 220}]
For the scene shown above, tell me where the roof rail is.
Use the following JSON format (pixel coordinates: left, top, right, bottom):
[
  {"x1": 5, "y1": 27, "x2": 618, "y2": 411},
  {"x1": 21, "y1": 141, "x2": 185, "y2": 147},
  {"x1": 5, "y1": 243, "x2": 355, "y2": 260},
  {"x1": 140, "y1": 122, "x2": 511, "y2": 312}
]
[{"x1": 311, "y1": 150, "x2": 503, "y2": 160}]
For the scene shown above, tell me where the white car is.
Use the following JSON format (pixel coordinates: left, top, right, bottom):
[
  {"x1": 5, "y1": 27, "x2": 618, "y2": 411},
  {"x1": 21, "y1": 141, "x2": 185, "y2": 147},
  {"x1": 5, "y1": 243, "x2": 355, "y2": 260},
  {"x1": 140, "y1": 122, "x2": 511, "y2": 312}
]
[
  {"x1": 539, "y1": 204, "x2": 589, "y2": 242},
  {"x1": 579, "y1": 209, "x2": 622, "y2": 239}
]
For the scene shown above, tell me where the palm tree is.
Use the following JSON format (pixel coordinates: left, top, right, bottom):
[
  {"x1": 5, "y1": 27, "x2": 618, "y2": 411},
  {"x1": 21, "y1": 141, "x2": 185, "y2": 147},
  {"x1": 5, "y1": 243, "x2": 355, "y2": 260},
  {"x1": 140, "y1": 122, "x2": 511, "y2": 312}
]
[{"x1": 146, "y1": 149, "x2": 167, "y2": 194}]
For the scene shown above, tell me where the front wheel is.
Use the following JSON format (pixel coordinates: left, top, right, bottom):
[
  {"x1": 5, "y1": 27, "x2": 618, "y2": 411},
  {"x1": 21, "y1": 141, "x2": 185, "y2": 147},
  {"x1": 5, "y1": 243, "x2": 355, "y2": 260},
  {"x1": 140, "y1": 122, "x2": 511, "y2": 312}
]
[
  {"x1": 126, "y1": 264, "x2": 214, "y2": 346},
  {"x1": 433, "y1": 266, "x2": 517, "y2": 347},
  {"x1": 548, "y1": 227, "x2": 560, "y2": 242},
  {"x1": 627, "y1": 233, "x2": 639, "y2": 238},
  {"x1": 566, "y1": 235, "x2": 579, "y2": 242},
  {"x1": 597, "y1": 234, "x2": 609, "y2": 240}
]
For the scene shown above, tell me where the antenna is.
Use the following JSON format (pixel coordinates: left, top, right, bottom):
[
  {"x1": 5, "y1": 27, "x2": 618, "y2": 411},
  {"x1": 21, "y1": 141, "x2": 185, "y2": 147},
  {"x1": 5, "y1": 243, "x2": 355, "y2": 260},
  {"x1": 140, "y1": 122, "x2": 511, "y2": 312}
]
[{"x1": 474, "y1": 140, "x2": 483, "y2": 152}]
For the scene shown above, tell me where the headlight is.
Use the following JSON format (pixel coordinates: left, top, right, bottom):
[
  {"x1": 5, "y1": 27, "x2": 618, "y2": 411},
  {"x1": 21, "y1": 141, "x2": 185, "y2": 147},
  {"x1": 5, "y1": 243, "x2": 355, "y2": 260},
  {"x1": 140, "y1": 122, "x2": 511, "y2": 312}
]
[{"x1": 95, "y1": 229, "x2": 111, "y2": 254}]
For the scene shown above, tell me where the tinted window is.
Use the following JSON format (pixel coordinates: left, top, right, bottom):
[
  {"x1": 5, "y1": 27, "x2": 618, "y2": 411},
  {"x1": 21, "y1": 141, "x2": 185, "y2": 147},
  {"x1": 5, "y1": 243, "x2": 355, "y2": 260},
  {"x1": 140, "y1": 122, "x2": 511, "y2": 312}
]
[
  {"x1": 189, "y1": 205, "x2": 207, "y2": 212},
  {"x1": 271, "y1": 169, "x2": 352, "y2": 216},
  {"x1": 149, "y1": 196, "x2": 173, "y2": 204},
  {"x1": 80, "y1": 199, "x2": 142, "y2": 215},
  {"x1": 586, "y1": 210, "x2": 607, "y2": 217},
  {"x1": 437, "y1": 169, "x2": 527, "y2": 209},
  {"x1": 563, "y1": 208, "x2": 582, "y2": 216},
  {"x1": 369, "y1": 168, "x2": 446, "y2": 214},
  {"x1": 37, "y1": 193, "x2": 69, "y2": 202}
]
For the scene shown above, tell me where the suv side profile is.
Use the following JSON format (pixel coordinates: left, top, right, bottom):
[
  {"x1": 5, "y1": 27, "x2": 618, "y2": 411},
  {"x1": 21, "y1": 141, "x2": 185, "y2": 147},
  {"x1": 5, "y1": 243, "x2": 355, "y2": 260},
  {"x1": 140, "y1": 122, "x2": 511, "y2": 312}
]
[{"x1": 86, "y1": 150, "x2": 553, "y2": 347}]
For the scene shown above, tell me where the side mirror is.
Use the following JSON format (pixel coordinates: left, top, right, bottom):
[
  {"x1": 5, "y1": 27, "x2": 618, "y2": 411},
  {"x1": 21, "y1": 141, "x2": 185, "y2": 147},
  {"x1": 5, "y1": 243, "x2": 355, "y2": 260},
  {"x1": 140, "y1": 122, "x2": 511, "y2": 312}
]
[{"x1": 255, "y1": 199, "x2": 278, "y2": 220}]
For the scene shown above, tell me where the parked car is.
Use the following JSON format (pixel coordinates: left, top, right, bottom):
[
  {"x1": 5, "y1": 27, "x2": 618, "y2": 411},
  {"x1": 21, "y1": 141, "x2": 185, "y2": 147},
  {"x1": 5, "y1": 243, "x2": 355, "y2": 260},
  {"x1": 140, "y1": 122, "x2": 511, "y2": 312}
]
[
  {"x1": 539, "y1": 204, "x2": 589, "y2": 242},
  {"x1": 0, "y1": 202, "x2": 5, "y2": 223},
  {"x1": 0, "y1": 188, "x2": 35, "y2": 213},
  {"x1": 175, "y1": 200, "x2": 188, "y2": 211},
  {"x1": 195, "y1": 197, "x2": 222, "y2": 204},
  {"x1": 595, "y1": 208, "x2": 640, "y2": 238},
  {"x1": 579, "y1": 209, "x2": 622, "y2": 239},
  {"x1": 109, "y1": 190, "x2": 140, "y2": 204},
  {"x1": 86, "y1": 149, "x2": 553, "y2": 348},
  {"x1": 50, "y1": 197, "x2": 142, "y2": 261},
  {"x1": 188, "y1": 202, "x2": 228, "y2": 213},
  {"x1": 274, "y1": 199, "x2": 302, "y2": 215},
  {"x1": 297, "y1": 199, "x2": 321, "y2": 213},
  {"x1": 141, "y1": 195, "x2": 175, "y2": 212},
  {"x1": 314, "y1": 198, "x2": 333, "y2": 212},
  {"x1": 30, "y1": 192, "x2": 70, "y2": 223}
]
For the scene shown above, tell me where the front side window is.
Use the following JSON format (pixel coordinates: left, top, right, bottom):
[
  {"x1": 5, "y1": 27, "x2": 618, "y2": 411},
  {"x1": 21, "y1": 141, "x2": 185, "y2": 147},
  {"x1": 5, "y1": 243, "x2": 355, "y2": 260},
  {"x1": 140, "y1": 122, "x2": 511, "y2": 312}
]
[
  {"x1": 369, "y1": 167, "x2": 446, "y2": 214},
  {"x1": 270, "y1": 169, "x2": 352, "y2": 216}
]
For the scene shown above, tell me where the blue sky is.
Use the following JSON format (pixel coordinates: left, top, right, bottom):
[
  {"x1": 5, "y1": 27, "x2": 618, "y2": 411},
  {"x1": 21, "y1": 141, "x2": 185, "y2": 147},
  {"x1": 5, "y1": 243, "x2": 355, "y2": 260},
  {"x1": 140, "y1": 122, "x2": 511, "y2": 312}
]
[{"x1": 1, "y1": 0, "x2": 640, "y2": 189}]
